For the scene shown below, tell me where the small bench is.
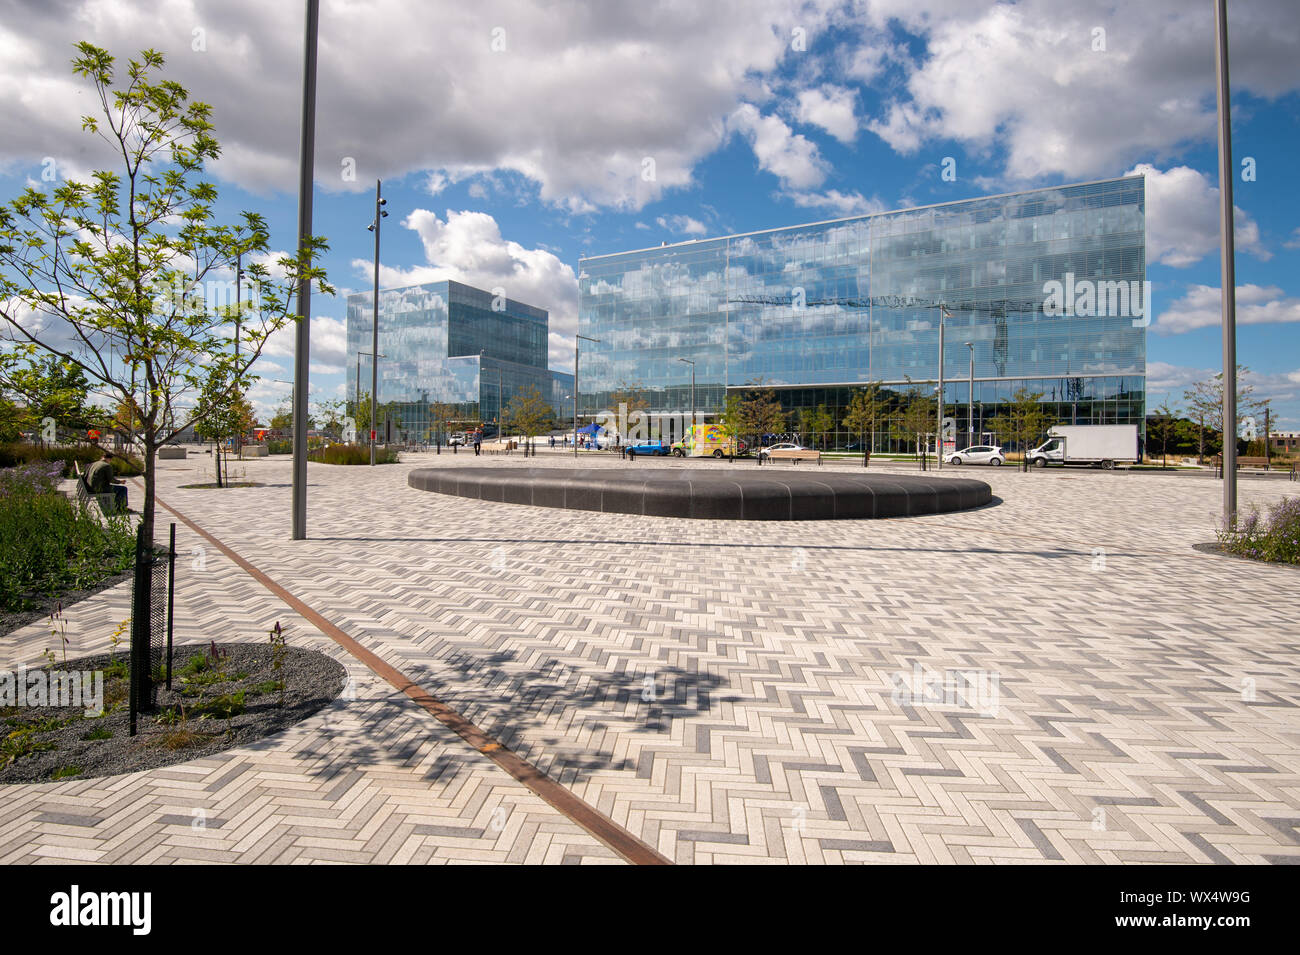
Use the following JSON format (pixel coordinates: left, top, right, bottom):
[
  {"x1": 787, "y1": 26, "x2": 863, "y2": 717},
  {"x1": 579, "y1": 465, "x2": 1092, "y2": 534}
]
[
  {"x1": 239, "y1": 444, "x2": 268, "y2": 458},
  {"x1": 480, "y1": 441, "x2": 514, "y2": 454},
  {"x1": 767, "y1": 448, "x2": 822, "y2": 465},
  {"x1": 1212, "y1": 455, "x2": 1276, "y2": 471},
  {"x1": 72, "y1": 461, "x2": 125, "y2": 515},
  {"x1": 158, "y1": 445, "x2": 187, "y2": 459}
]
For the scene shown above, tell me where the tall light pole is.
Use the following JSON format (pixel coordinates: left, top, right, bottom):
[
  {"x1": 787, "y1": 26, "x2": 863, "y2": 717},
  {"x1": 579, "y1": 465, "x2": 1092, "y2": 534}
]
[
  {"x1": 964, "y1": 341, "x2": 974, "y2": 449},
  {"x1": 291, "y1": 0, "x2": 319, "y2": 540},
  {"x1": 1215, "y1": 0, "x2": 1238, "y2": 526},
  {"x1": 678, "y1": 357, "x2": 696, "y2": 436},
  {"x1": 936, "y1": 305, "x2": 949, "y2": 469},
  {"x1": 575, "y1": 334, "x2": 599, "y2": 457},
  {"x1": 367, "y1": 180, "x2": 388, "y2": 465}
]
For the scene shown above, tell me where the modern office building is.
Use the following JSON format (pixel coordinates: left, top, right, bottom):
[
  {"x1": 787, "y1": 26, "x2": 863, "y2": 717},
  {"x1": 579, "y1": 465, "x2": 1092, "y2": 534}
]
[
  {"x1": 578, "y1": 176, "x2": 1146, "y2": 449},
  {"x1": 346, "y1": 280, "x2": 572, "y2": 442}
]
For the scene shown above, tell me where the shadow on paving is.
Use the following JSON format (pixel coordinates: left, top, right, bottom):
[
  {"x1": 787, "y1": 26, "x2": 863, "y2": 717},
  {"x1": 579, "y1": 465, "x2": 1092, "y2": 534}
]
[{"x1": 275, "y1": 650, "x2": 729, "y2": 789}]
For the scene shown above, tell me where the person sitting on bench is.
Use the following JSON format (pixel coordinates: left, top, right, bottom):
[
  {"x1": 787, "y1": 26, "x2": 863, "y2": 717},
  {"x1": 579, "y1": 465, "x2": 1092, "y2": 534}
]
[{"x1": 84, "y1": 450, "x2": 128, "y2": 513}]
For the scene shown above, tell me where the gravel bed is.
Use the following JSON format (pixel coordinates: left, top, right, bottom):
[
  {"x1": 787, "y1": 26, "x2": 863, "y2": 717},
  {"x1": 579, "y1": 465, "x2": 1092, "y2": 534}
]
[{"x1": 1, "y1": 642, "x2": 346, "y2": 784}]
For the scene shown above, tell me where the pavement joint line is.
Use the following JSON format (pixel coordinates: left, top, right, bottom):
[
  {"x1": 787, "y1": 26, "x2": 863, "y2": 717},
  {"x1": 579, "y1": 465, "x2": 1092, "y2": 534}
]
[{"x1": 142, "y1": 484, "x2": 672, "y2": 867}]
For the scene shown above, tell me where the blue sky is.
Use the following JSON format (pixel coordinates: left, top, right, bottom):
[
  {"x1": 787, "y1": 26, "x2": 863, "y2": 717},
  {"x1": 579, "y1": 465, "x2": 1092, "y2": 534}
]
[{"x1": 2, "y1": 0, "x2": 1298, "y2": 427}]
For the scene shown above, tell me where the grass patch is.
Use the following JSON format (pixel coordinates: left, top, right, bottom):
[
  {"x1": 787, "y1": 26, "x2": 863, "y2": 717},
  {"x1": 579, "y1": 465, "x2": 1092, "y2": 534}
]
[
  {"x1": 81, "y1": 726, "x2": 113, "y2": 741},
  {"x1": 0, "y1": 442, "x2": 143, "y2": 478},
  {"x1": 49, "y1": 765, "x2": 81, "y2": 780}
]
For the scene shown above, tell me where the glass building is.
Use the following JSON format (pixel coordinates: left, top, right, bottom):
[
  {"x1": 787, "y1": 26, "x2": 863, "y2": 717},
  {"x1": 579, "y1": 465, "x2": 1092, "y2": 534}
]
[
  {"x1": 578, "y1": 176, "x2": 1146, "y2": 449},
  {"x1": 346, "y1": 280, "x2": 572, "y2": 442}
]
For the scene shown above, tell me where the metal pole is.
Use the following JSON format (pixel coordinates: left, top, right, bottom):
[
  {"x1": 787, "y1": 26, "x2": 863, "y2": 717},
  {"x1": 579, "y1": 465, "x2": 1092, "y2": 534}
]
[
  {"x1": 356, "y1": 352, "x2": 361, "y2": 438},
  {"x1": 966, "y1": 342, "x2": 974, "y2": 449},
  {"x1": 370, "y1": 179, "x2": 382, "y2": 466},
  {"x1": 234, "y1": 251, "x2": 242, "y2": 360},
  {"x1": 166, "y1": 522, "x2": 175, "y2": 691},
  {"x1": 291, "y1": 0, "x2": 318, "y2": 540},
  {"x1": 936, "y1": 309, "x2": 945, "y2": 469},
  {"x1": 574, "y1": 335, "x2": 600, "y2": 457},
  {"x1": 1215, "y1": 0, "x2": 1237, "y2": 525}
]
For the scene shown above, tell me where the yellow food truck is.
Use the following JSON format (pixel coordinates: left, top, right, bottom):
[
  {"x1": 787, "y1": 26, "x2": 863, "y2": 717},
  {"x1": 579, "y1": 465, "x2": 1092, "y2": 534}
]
[{"x1": 671, "y1": 424, "x2": 747, "y2": 458}]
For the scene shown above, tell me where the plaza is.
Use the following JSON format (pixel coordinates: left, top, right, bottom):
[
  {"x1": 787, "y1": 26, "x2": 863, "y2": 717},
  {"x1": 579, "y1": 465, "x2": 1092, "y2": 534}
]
[{"x1": 1, "y1": 453, "x2": 1295, "y2": 864}]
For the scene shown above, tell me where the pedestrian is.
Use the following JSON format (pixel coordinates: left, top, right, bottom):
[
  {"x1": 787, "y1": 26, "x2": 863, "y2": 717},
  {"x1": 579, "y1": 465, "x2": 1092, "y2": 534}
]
[
  {"x1": 549, "y1": 434, "x2": 555, "y2": 449},
  {"x1": 474, "y1": 435, "x2": 481, "y2": 456}
]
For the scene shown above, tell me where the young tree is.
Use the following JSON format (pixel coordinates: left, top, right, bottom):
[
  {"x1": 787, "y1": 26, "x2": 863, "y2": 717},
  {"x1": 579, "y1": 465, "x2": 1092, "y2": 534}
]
[
  {"x1": 715, "y1": 392, "x2": 745, "y2": 460},
  {"x1": 0, "y1": 45, "x2": 330, "y2": 543},
  {"x1": 897, "y1": 386, "x2": 936, "y2": 463},
  {"x1": 1146, "y1": 400, "x2": 1181, "y2": 469},
  {"x1": 842, "y1": 382, "x2": 887, "y2": 455},
  {"x1": 987, "y1": 388, "x2": 1057, "y2": 471},
  {"x1": 1183, "y1": 365, "x2": 1268, "y2": 463},
  {"x1": 194, "y1": 366, "x2": 254, "y2": 487},
  {"x1": 312, "y1": 398, "x2": 347, "y2": 440},
  {"x1": 739, "y1": 383, "x2": 785, "y2": 447},
  {"x1": 1, "y1": 354, "x2": 93, "y2": 439},
  {"x1": 504, "y1": 385, "x2": 551, "y2": 443}
]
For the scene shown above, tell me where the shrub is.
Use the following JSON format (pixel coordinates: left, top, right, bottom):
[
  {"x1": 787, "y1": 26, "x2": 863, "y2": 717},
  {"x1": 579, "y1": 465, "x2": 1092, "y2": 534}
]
[
  {"x1": 0, "y1": 442, "x2": 144, "y2": 477},
  {"x1": 266, "y1": 439, "x2": 292, "y2": 455},
  {"x1": 1217, "y1": 496, "x2": 1300, "y2": 565},
  {"x1": 0, "y1": 463, "x2": 137, "y2": 612},
  {"x1": 308, "y1": 443, "x2": 399, "y2": 465}
]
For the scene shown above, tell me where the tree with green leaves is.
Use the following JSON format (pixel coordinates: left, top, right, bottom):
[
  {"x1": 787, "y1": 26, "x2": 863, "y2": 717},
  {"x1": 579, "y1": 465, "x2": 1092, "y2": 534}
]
[
  {"x1": 1, "y1": 354, "x2": 93, "y2": 440},
  {"x1": 739, "y1": 382, "x2": 785, "y2": 448},
  {"x1": 504, "y1": 384, "x2": 551, "y2": 443},
  {"x1": 987, "y1": 387, "x2": 1057, "y2": 471},
  {"x1": 842, "y1": 382, "x2": 887, "y2": 456},
  {"x1": 1146, "y1": 399, "x2": 1181, "y2": 469},
  {"x1": 193, "y1": 366, "x2": 254, "y2": 487},
  {"x1": 0, "y1": 44, "x2": 330, "y2": 543},
  {"x1": 1182, "y1": 365, "x2": 1269, "y2": 464},
  {"x1": 896, "y1": 385, "x2": 936, "y2": 463},
  {"x1": 312, "y1": 398, "x2": 347, "y2": 440}
]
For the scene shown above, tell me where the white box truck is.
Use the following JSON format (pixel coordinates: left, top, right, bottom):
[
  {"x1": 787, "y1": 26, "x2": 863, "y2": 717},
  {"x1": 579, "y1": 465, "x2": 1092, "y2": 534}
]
[{"x1": 1026, "y1": 424, "x2": 1139, "y2": 469}]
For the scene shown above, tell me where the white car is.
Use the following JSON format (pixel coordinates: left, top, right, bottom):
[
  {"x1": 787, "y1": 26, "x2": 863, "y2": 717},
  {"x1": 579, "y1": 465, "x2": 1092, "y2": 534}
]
[
  {"x1": 758, "y1": 442, "x2": 806, "y2": 458},
  {"x1": 946, "y1": 445, "x2": 1004, "y2": 466}
]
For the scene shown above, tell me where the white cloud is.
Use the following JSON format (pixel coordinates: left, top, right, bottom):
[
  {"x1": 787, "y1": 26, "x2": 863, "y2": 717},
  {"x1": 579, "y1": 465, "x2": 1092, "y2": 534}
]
[
  {"x1": 1284, "y1": 228, "x2": 1300, "y2": 250},
  {"x1": 655, "y1": 214, "x2": 708, "y2": 236},
  {"x1": 728, "y1": 103, "x2": 827, "y2": 190},
  {"x1": 795, "y1": 86, "x2": 858, "y2": 144},
  {"x1": 359, "y1": 209, "x2": 578, "y2": 366},
  {"x1": 787, "y1": 189, "x2": 886, "y2": 217},
  {"x1": 261, "y1": 314, "x2": 349, "y2": 366},
  {"x1": 1132, "y1": 164, "x2": 1268, "y2": 268},
  {"x1": 862, "y1": 0, "x2": 1300, "y2": 182},
  {"x1": 1154, "y1": 284, "x2": 1300, "y2": 335}
]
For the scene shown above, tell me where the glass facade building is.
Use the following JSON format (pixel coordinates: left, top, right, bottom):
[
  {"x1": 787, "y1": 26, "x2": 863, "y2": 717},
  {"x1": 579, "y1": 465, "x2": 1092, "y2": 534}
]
[
  {"x1": 346, "y1": 280, "x2": 572, "y2": 441},
  {"x1": 578, "y1": 176, "x2": 1146, "y2": 448}
]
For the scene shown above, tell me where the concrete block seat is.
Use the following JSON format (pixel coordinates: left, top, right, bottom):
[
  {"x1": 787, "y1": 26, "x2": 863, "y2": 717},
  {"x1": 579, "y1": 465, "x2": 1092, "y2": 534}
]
[{"x1": 408, "y1": 467, "x2": 992, "y2": 521}]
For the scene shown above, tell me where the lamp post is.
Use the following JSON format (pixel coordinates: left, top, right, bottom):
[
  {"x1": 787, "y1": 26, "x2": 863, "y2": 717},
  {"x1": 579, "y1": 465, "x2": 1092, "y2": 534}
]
[
  {"x1": 1214, "y1": 0, "x2": 1238, "y2": 526},
  {"x1": 964, "y1": 341, "x2": 974, "y2": 450},
  {"x1": 366, "y1": 180, "x2": 388, "y2": 466},
  {"x1": 290, "y1": 0, "x2": 319, "y2": 540},
  {"x1": 575, "y1": 334, "x2": 600, "y2": 457},
  {"x1": 936, "y1": 305, "x2": 950, "y2": 469},
  {"x1": 678, "y1": 357, "x2": 696, "y2": 437}
]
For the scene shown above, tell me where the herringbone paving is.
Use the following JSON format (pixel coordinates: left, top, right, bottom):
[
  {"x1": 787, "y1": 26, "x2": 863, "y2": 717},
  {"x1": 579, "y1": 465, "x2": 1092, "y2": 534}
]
[{"x1": 1, "y1": 451, "x2": 1296, "y2": 864}]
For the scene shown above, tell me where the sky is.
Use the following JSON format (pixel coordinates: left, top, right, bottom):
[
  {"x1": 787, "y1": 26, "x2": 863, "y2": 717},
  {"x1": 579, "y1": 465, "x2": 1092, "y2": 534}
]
[{"x1": 1, "y1": 0, "x2": 1298, "y2": 428}]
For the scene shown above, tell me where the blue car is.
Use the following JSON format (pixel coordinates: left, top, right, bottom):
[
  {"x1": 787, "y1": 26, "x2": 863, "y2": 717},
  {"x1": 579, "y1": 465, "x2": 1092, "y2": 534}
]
[{"x1": 626, "y1": 440, "x2": 671, "y2": 457}]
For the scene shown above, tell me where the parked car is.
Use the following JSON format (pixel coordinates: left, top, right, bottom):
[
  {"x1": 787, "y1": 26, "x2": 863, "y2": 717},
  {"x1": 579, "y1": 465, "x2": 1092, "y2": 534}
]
[
  {"x1": 626, "y1": 440, "x2": 671, "y2": 457},
  {"x1": 448, "y1": 432, "x2": 467, "y2": 446},
  {"x1": 945, "y1": 445, "x2": 1004, "y2": 466},
  {"x1": 758, "y1": 442, "x2": 807, "y2": 459}
]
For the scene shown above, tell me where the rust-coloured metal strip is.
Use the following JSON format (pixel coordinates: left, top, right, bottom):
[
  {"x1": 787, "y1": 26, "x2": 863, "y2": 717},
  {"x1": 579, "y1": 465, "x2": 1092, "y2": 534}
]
[{"x1": 148, "y1": 489, "x2": 671, "y2": 866}]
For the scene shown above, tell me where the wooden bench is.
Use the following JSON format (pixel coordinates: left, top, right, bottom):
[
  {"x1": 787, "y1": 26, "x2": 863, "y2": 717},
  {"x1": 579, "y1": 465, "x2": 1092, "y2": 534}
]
[
  {"x1": 72, "y1": 461, "x2": 123, "y2": 516},
  {"x1": 480, "y1": 441, "x2": 514, "y2": 454},
  {"x1": 1212, "y1": 455, "x2": 1277, "y2": 470},
  {"x1": 766, "y1": 448, "x2": 822, "y2": 465}
]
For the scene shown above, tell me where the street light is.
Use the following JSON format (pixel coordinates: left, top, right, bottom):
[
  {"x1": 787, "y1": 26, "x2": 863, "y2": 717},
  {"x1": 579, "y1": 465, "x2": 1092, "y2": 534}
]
[
  {"x1": 936, "y1": 304, "x2": 950, "y2": 469},
  {"x1": 677, "y1": 357, "x2": 696, "y2": 439},
  {"x1": 291, "y1": 0, "x2": 319, "y2": 540},
  {"x1": 575, "y1": 334, "x2": 600, "y2": 457},
  {"x1": 964, "y1": 341, "x2": 974, "y2": 449},
  {"x1": 366, "y1": 180, "x2": 388, "y2": 466}
]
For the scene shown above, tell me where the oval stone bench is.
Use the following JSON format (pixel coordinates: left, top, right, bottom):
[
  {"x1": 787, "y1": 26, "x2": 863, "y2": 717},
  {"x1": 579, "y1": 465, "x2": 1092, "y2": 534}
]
[{"x1": 408, "y1": 466, "x2": 993, "y2": 521}]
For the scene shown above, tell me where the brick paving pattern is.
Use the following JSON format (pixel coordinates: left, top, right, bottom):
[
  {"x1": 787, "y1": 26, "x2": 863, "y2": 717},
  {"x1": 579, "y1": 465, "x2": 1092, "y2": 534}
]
[{"x1": 1, "y1": 451, "x2": 1296, "y2": 864}]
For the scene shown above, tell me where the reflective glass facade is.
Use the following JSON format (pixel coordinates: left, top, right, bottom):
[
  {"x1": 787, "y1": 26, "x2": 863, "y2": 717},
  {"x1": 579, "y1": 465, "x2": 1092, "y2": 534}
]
[
  {"x1": 578, "y1": 177, "x2": 1146, "y2": 445},
  {"x1": 346, "y1": 280, "x2": 571, "y2": 441}
]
